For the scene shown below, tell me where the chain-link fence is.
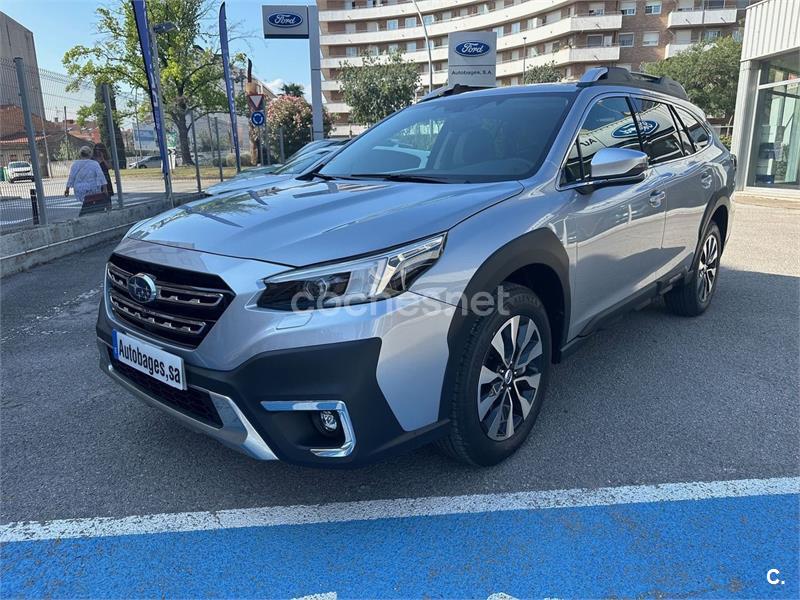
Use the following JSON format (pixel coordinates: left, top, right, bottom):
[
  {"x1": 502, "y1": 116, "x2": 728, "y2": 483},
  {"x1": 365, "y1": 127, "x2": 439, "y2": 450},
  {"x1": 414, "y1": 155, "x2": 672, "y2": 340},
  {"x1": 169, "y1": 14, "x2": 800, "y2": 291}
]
[{"x1": 0, "y1": 57, "x2": 262, "y2": 235}]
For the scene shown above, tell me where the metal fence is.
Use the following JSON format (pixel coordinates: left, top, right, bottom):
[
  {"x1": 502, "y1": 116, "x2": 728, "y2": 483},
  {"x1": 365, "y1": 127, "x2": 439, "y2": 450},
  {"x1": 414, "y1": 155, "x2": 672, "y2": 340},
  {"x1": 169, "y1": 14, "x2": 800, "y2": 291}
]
[{"x1": 0, "y1": 57, "x2": 262, "y2": 234}]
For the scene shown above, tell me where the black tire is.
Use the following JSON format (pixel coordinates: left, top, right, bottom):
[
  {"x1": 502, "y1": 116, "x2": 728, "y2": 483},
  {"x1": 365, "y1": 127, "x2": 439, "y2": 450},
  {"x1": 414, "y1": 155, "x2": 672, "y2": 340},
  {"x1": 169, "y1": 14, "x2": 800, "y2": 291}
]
[
  {"x1": 665, "y1": 221, "x2": 722, "y2": 317},
  {"x1": 437, "y1": 283, "x2": 552, "y2": 466}
]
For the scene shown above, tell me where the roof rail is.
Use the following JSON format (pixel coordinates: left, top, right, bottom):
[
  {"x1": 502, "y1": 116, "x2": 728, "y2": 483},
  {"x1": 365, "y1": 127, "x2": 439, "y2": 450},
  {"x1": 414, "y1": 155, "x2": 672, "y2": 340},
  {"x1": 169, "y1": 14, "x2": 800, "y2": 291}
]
[
  {"x1": 577, "y1": 66, "x2": 689, "y2": 101},
  {"x1": 419, "y1": 83, "x2": 491, "y2": 103}
]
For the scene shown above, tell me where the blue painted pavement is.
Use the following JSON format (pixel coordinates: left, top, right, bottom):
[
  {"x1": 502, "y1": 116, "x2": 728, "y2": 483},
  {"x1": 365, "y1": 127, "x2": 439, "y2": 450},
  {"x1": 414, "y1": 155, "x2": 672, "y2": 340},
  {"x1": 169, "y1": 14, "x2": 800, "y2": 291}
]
[{"x1": 2, "y1": 493, "x2": 798, "y2": 598}]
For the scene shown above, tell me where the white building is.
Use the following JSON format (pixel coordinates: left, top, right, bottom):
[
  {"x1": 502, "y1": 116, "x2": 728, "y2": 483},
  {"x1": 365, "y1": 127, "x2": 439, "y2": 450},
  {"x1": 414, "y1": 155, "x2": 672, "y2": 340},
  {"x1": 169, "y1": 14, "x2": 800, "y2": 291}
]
[
  {"x1": 731, "y1": 0, "x2": 800, "y2": 197},
  {"x1": 318, "y1": 0, "x2": 753, "y2": 135}
]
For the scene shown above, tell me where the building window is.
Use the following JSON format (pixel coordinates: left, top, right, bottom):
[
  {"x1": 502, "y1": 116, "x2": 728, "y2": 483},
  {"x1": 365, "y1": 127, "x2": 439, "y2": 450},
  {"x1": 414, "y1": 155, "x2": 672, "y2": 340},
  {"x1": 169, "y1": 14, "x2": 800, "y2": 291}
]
[
  {"x1": 406, "y1": 41, "x2": 416, "y2": 52},
  {"x1": 404, "y1": 16, "x2": 417, "y2": 28},
  {"x1": 620, "y1": 1, "x2": 636, "y2": 16},
  {"x1": 345, "y1": 47, "x2": 358, "y2": 57},
  {"x1": 387, "y1": 19, "x2": 398, "y2": 30},
  {"x1": 619, "y1": 33, "x2": 635, "y2": 47},
  {"x1": 511, "y1": 21, "x2": 521, "y2": 34},
  {"x1": 748, "y1": 56, "x2": 800, "y2": 189},
  {"x1": 645, "y1": 1, "x2": 662, "y2": 15},
  {"x1": 704, "y1": 30, "x2": 721, "y2": 41},
  {"x1": 588, "y1": 2, "x2": 605, "y2": 16},
  {"x1": 587, "y1": 34, "x2": 604, "y2": 48},
  {"x1": 442, "y1": 11, "x2": 451, "y2": 21},
  {"x1": 642, "y1": 31, "x2": 659, "y2": 46},
  {"x1": 493, "y1": 26, "x2": 504, "y2": 37},
  {"x1": 423, "y1": 15, "x2": 434, "y2": 25}
]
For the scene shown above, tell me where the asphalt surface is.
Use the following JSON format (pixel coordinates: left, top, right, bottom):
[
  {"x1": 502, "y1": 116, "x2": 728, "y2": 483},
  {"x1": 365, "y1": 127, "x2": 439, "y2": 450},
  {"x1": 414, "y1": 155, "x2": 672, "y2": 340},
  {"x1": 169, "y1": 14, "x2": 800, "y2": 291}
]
[{"x1": 1, "y1": 202, "x2": 798, "y2": 525}]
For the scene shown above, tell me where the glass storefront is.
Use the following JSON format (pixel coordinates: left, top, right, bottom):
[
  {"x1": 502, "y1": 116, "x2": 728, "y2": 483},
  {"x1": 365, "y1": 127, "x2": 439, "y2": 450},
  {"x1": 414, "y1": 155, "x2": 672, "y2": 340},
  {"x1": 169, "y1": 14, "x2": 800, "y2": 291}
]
[{"x1": 747, "y1": 53, "x2": 800, "y2": 191}]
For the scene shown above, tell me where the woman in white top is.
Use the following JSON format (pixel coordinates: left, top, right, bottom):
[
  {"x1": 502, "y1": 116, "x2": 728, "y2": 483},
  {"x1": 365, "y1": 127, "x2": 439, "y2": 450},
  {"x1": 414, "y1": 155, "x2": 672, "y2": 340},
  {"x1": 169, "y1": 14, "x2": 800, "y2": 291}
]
[{"x1": 64, "y1": 146, "x2": 107, "y2": 202}]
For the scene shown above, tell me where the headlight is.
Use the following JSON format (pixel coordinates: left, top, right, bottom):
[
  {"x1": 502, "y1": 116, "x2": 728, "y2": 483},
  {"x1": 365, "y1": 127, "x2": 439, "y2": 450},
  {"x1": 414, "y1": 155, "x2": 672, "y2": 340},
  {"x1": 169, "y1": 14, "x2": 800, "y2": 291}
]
[{"x1": 257, "y1": 234, "x2": 446, "y2": 310}]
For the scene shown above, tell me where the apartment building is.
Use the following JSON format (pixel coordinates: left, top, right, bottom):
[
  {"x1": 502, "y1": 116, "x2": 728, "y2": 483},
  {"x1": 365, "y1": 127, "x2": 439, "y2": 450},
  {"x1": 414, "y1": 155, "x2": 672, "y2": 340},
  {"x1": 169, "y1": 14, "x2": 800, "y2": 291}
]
[{"x1": 318, "y1": 0, "x2": 753, "y2": 134}]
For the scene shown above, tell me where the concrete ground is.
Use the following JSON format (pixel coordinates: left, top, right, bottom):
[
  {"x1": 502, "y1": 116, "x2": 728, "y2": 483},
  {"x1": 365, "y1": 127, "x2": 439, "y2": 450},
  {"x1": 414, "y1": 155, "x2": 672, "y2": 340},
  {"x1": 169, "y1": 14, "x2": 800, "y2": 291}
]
[{"x1": 0, "y1": 202, "x2": 798, "y2": 597}]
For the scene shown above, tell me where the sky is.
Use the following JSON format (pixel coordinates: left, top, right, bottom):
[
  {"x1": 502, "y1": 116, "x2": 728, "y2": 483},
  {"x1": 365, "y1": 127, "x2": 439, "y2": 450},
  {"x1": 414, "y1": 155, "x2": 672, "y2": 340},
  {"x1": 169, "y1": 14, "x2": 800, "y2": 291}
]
[{"x1": 1, "y1": 0, "x2": 315, "y2": 97}]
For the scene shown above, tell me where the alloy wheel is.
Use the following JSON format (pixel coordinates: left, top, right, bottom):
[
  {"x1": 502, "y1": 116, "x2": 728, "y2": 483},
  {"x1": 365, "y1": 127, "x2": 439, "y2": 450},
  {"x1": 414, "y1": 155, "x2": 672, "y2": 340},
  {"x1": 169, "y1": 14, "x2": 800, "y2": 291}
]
[
  {"x1": 697, "y1": 233, "x2": 719, "y2": 303},
  {"x1": 477, "y1": 315, "x2": 544, "y2": 441}
]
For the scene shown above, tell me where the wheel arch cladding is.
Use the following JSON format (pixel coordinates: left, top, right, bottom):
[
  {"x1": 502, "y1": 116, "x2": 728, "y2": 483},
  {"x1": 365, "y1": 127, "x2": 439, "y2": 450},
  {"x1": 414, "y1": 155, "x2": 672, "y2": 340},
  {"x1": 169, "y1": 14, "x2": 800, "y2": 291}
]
[
  {"x1": 439, "y1": 227, "x2": 570, "y2": 421},
  {"x1": 711, "y1": 203, "x2": 729, "y2": 249}
]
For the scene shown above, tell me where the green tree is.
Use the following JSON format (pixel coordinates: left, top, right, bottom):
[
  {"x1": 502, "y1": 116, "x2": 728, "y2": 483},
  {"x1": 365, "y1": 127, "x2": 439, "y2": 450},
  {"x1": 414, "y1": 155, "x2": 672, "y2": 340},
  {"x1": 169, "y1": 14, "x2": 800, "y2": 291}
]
[
  {"x1": 280, "y1": 82, "x2": 305, "y2": 98},
  {"x1": 266, "y1": 95, "x2": 332, "y2": 159},
  {"x1": 63, "y1": 0, "x2": 245, "y2": 166},
  {"x1": 338, "y1": 50, "x2": 420, "y2": 126},
  {"x1": 642, "y1": 36, "x2": 742, "y2": 122},
  {"x1": 523, "y1": 61, "x2": 563, "y2": 84}
]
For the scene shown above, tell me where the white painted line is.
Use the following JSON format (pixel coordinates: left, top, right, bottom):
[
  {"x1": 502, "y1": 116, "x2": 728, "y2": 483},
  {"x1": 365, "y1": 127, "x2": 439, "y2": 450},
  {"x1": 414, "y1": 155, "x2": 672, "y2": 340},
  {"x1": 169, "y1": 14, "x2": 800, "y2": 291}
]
[{"x1": 1, "y1": 476, "x2": 797, "y2": 543}]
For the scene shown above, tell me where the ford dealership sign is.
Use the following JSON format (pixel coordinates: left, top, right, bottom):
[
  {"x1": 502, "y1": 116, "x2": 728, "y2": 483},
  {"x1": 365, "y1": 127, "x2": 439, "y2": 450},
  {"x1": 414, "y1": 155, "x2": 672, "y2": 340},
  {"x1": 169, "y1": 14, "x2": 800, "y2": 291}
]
[
  {"x1": 267, "y1": 12, "x2": 303, "y2": 28},
  {"x1": 263, "y1": 5, "x2": 310, "y2": 38},
  {"x1": 455, "y1": 41, "x2": 491, "y2": 57},
  {"x1": 448, "y1": 31, "x2": 497, "y2": 88}
]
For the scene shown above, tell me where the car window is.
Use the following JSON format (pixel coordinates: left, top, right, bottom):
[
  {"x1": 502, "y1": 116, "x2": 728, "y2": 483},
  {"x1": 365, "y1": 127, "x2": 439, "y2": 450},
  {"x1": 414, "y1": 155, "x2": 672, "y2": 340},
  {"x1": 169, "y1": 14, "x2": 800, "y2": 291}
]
[
  {"x1": 569, "y1": 96, "x2": 641, "y2": 181},
  {"x1": 319, "y1": 92, "x2": 575, "y2": 183},
  {"x1": 275, "y1": 149, "x2": 331, "y2": 174},
  {"x1": 630, "y1": 98, "x2": 684, "y2": 165},
  {"x1": 674, "y1": 106, "x2": 711, "y2": 151},
  {"x1": 670, "y1": 106, "x2": 695, "y2": 155}
]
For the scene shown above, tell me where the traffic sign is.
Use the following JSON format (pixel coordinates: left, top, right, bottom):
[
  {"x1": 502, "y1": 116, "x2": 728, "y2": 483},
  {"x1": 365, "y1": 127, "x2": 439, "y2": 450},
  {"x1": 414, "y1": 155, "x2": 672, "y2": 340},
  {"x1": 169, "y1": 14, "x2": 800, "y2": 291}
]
[
  {"x1": 248, "y1": 94, "x2": 265, "y2": 112},
  {"x1": 250, "y1": 110, "x2": 266, "y2": 127}
]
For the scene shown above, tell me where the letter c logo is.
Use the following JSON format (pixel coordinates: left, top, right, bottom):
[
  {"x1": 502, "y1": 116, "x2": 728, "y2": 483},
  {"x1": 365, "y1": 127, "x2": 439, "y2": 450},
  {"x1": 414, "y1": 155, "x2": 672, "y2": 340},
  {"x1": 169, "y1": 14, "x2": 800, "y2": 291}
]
[{"x1": 767, "y1": 569, "x2": 783, "y2": 585}]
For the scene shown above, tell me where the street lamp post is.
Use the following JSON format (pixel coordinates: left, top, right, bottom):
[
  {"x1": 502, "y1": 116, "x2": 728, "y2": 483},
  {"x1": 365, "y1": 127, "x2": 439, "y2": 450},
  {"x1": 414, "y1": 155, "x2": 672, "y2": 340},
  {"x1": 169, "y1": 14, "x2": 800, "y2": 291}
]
[
  {"x1": 411, "y1": 0, "x2": 433, "y2": 93},
  {"x1": 522, "y1": 36, "x2": 527, "y2": 83},
  {"x1": 150, "y1": 21, "x2": 176, "y2": 203}
]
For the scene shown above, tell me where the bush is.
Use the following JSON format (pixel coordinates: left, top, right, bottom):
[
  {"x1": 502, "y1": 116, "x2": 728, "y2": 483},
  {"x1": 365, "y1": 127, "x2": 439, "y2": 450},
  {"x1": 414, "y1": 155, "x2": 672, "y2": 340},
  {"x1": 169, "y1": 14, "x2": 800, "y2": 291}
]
[{"x1": 719, "y1": 134, "x2": 732, "y2": 149}]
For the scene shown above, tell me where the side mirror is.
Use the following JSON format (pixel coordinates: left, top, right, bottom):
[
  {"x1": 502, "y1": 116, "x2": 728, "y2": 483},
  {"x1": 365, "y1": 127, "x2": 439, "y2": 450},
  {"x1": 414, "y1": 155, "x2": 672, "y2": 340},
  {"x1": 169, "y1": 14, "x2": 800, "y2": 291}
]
[{"x1": 575, "y1": 148, "x2": 649, "y2": 194}]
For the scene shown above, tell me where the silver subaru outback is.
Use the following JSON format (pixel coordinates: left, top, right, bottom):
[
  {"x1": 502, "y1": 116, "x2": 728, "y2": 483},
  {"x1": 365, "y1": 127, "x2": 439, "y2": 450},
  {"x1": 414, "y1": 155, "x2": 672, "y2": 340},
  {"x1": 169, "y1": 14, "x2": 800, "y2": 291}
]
[{"x1": 97, "y1": 68, "x2": 734, "y2": 467}]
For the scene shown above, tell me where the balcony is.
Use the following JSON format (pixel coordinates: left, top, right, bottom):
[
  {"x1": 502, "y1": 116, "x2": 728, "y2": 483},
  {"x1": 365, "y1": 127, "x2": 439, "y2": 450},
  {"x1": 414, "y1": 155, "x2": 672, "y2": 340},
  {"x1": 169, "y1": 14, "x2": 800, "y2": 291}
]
[
  {"x1": 320, "y1": 0, "x2": 572, "y2": 23},
  {"x1": 667, "y1": 8, "x2": 738, "y2": 28},
  {"x1": 665, "y1": 42, "x2": 694, "y2": 58},
  {"x1": 320, "y1": 12, "x2": 623, "y2": 59}
]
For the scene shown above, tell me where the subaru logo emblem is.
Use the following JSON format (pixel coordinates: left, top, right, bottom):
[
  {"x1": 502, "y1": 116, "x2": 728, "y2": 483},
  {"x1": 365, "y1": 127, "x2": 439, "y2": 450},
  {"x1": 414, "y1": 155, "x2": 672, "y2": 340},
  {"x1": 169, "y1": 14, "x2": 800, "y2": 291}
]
[
  {"x1": 267, "y1": 12, "x2": 303, "y2": 28},
  {"x1": 612, "y1": 119, "x2": 659, "y2": 138},
  {"x1": 455, "y1": 41, "x2": 491, "y2": 57},
  {"x1": 127, "y1": 273, "x2": 158, "y2": 304}
]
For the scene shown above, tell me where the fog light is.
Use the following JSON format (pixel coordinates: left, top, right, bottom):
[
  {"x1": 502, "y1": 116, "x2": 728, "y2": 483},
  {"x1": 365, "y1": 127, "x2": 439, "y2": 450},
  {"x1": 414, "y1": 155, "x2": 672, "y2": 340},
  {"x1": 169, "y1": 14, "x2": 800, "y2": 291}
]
[{"x1": 319, "y1": 410, "x2": 339, "y2": 432}]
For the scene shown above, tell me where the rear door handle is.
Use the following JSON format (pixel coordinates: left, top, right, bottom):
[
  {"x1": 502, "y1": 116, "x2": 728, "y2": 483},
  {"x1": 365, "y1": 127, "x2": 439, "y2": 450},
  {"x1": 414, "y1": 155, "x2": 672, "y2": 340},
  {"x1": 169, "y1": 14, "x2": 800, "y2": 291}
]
[
  {"x1": 701, "y1": 171, "x2": 713, "y2": 189},
  {"x1": 649, "y1": 190, "x2": 666, "y2": 208}
]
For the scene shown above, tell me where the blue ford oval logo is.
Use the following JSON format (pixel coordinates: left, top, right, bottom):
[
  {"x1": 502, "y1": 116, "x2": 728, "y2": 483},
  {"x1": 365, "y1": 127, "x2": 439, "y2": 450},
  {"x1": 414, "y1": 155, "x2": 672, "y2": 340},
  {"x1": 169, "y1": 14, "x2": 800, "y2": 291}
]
[
  {"x1": 455, "y1": 41, "x2": 491, "y2": 57},
  {"x1": 128, "y1": 273, "x2": 158, "y2": 304},
  {"x1": 267, "y1": 12, "x2": 303, "y2": 28},
  {"x1": 611, "y1": 120, "x2": 659, "y2": 138}
]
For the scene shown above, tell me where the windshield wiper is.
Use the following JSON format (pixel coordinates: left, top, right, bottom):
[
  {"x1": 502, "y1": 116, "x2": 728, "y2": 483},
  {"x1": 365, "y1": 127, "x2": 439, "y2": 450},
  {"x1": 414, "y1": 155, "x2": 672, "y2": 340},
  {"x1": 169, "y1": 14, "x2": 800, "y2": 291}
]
[
  {"x1": 350, "y1": 173, "x2": 452, "y2": 184},
  {"x1": 297, "y1": 169, "x2": 360, "y2": 182}
]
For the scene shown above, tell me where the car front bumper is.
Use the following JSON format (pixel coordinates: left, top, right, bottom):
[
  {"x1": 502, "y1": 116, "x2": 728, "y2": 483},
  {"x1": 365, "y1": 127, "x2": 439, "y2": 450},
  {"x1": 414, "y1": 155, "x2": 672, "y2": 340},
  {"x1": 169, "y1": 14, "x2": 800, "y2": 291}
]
[{"x1": 95, "y1": 239, "x2": 455, "y2": 466}]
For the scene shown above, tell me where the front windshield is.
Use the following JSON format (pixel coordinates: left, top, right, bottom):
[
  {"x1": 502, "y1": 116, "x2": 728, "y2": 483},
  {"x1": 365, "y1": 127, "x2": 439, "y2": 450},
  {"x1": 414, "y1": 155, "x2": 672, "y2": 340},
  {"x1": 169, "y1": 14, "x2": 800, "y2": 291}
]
[{"x1": 319, "y1": 92, "x2": 575, "y2": 183}]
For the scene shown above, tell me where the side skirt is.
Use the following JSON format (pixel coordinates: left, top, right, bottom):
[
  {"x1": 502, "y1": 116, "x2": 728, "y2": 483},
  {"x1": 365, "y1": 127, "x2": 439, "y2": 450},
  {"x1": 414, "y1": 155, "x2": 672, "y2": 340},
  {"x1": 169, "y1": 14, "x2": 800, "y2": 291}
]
[{"x1": 557, "y1": 266, "x2": 690, "y2": 361}]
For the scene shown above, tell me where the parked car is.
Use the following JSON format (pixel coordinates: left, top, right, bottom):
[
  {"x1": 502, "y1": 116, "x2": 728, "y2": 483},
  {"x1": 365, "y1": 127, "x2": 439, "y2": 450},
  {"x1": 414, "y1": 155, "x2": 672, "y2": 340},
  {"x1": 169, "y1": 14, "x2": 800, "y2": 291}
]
[
  {"x1": 285, "y1": 138, "x2": 348, "y2": 163},
  {"x1": 129, "y1": 156, "x2": 162, "y2": 169},
  {"x1": 6, "y1": 161, "x2": 34, "y2": 183},
  {"x1": 203, "y1": 148, "x2": 338, "y2": 195},
  {"x1": 97, "y1": 68, "x2": 734, "y2": 467}
]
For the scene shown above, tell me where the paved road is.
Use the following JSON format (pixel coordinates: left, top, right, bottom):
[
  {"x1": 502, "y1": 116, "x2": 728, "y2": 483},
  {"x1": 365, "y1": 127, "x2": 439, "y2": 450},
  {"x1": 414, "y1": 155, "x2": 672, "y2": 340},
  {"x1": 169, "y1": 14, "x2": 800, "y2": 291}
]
[{"x1": 1, "y1": 202, "x2": 798, "y2": 597}]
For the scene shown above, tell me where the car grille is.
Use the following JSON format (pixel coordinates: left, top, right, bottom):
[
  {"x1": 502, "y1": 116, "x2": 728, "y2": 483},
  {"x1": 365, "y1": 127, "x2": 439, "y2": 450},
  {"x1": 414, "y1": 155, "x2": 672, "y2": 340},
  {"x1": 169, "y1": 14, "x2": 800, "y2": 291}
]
[
  {"x1": 108, "y1": 349, "x2": 223, "y2": 428},
  {"x1": 106, "y1": 254, "x2": 234, "y2": 349}
]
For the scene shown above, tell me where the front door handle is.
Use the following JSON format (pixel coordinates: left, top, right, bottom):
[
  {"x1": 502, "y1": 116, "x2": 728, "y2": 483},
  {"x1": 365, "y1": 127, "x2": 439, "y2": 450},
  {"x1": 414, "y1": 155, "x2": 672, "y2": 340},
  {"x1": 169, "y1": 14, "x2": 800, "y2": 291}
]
[
  {"x1": 701, "y1": 171, "x2": 713, "y2": 189},
  {"x1": 649, "y1": 190, "x2": 666, "y2": 208}
]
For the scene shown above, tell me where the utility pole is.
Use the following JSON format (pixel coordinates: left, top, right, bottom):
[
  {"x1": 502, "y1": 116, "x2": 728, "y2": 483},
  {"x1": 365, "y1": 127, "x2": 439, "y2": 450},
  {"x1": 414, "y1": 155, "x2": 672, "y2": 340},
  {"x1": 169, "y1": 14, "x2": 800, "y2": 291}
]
[
  {"x1": 411, "y1": 0, "x2": 433, "y2": 93},
  {"x1": 189, "y1": 108, "x2": 201, "y2": 193}
]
